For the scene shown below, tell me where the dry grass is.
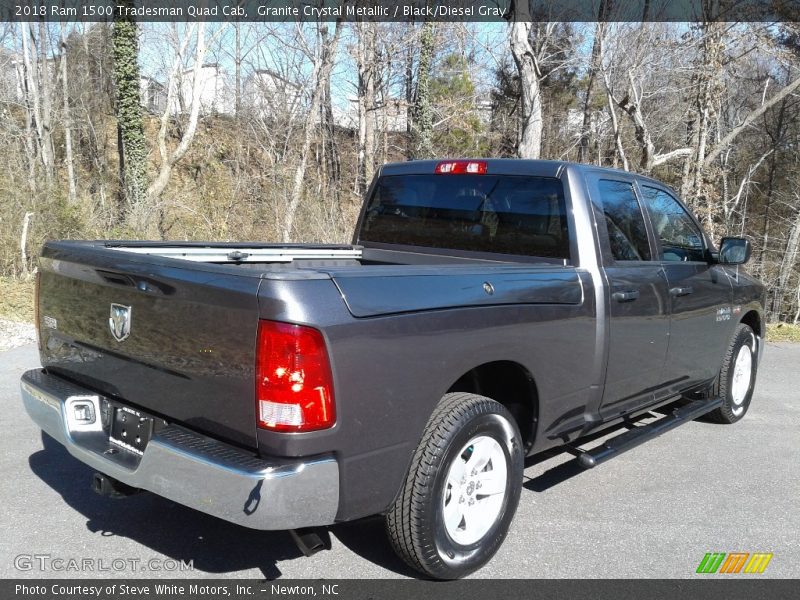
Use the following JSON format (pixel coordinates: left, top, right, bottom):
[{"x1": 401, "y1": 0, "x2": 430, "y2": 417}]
[
  {"x1": 0, "y1": 277, "x2": 35, "y2": 323},
  {"x1": 767, "y1": 322, "x2": 800, "y2": 342}
]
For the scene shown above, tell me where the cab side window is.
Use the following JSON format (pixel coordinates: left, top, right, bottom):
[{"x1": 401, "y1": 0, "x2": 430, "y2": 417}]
[
  {"x1": 640, "y1": 186, "x2": 705, "y2": 262},
  {"x1": 597, "y1": 179, "x2": 652, "y2": 261}
]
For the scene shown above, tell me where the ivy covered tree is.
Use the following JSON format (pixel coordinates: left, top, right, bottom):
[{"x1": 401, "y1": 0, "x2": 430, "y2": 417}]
[
  {"x1": 112, "y1": 2, "x2": 148, "y2": 226},
  {"x1": 412, "y1": 21, "x2": 435, "y2": 159}
]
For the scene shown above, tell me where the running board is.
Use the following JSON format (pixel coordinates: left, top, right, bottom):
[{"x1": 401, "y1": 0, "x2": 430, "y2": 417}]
[{"x1": 576, "y1": 398, "x2": 723, "y2": 469}]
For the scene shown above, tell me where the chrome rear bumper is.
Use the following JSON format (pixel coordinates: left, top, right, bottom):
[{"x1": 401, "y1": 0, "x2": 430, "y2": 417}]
[{"x1": 21, "y1": 369, "x2": 339, "y2": 530}]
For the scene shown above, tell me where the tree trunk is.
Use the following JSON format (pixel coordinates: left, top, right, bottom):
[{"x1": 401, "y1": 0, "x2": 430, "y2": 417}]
[
  {"x1": 282, "y1": 21, "x2": 343, "y2": 242},
  {"x1": 404, "y1": 22, "x2": 415, "y2": 159},
  {"x1": 38, "y1": 21, "x2": 54, "y2": 183},
  {"x1": 21, "y1": 24, "x2": 45, "y2": 178},
  {"x1": 578, "y1": 14, "x2": 608, "y2": 163},
  {"x1": 759, "y1": 148, "x2": 779, "y2": 278},
  {"x1": 605, "y1": 84, "x2": 628, "y2": 171},
  {"x1": 147, "y1": 23, "x2": 208, "y2": 206},
  {"x1": 758, "y1": 94, "x2": 787, "y2": 277},
  {"x1": 412, "y1": 21, "x2": 435, "y2": 159},
  {"x1": 60, "y1": 24, "x2": 77, "y2": 204},
  {"x1": 235, "y1": 20, "x2": 241, "y2": 117},
  {"x1": 16, "y1": 24, "x2": 38, "y2": 195},
  {"x1": 681, "y1": 23, "x2": 725, "y2": 236},
  {"x1": 113, "y1": 3, "x2": 149, "y2": 225},
  {"x1": 509, "y1": 2, "x2": 542, "y2": 159},
  {"x1": 320, "y1": 22, "x2": 340, "y2": 193},
  {"x1": 356, "y1": 22, "x2": 377, "y2": 194},
  {"x1": 20, "y1": 212, "x2": 34, "y2": 279},
  {"x1": 794, "y1": 282, "x2": 800, "y2": 325},
  {"x1": 773, "y1": 207, "x2": 800, "y2": 320}
]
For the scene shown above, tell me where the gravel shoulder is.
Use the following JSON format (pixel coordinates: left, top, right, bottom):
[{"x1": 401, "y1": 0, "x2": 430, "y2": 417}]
[{"x1": 0, "y1": 319, "x2": 36, "y2": 352}]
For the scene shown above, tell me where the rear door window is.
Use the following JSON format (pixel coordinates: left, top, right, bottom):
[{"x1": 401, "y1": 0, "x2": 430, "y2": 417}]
[
  {"x1": 596, "y1": 179, "x2": 652, "y2": 261},
  {"x1": 360, "y1": 174, "x2": 570, "y2": 259}
]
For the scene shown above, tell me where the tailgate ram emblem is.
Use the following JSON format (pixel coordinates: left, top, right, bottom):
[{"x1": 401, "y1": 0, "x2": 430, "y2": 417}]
[{"x1": 109, "y1": 304, "x2": 132, "y2": 342}]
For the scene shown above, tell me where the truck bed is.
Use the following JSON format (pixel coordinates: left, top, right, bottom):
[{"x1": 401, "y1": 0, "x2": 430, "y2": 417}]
[{"x1": 37, "y1": 240, "x2": 580, "y2": 452}]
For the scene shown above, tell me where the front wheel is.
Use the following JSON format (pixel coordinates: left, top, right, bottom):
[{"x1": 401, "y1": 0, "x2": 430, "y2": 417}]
[
  {"x1": 707, "y1": 323, "x2": 758, "y2": 424},
  {"x1": 385, "y1": 393, "x2": 524, "y2": 579}
]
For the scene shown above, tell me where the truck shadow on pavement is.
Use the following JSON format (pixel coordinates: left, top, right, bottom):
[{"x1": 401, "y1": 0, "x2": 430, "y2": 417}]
[
  {"x1": 28, "y1": 432, "x2": 417, "y2": 579},
  {"x1": 29, "y1": 413, "x2": 669, "y2": 578},
  {"x1": 521, "y1": 410, "x2": 671, "y2": 492}
]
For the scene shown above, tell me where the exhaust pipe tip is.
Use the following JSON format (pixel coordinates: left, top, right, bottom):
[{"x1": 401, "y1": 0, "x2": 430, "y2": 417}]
[{"x1": 290, "y1": 527, "x2": 331, "y2": 557}]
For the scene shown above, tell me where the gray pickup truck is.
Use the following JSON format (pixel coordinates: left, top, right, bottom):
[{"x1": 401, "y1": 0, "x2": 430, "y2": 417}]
[{"x1": 21, "y1": 159, "x2": 764, "y2": 578}]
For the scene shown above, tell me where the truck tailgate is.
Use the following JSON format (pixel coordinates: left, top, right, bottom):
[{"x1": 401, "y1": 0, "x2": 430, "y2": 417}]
[{"x1": 36, "y1": 246, "x2": 262, "y2": 449}]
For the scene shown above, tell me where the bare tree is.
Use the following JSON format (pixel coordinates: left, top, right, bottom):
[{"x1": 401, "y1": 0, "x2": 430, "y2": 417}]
[
  {"x1": 146, "y1": 22, "x2": 219, "y2": 225},
  {"x1": 282, "y1": 20, "x2": 344, "y2": 242},
  {"x1": 20, "y1": 23, "x2": 54, "y2": 182},
  {"x1": 775, "y1": 204, "x2": 800, "y2": 319},
  {"x1": 37, "y1": 21, "x2": 54, "y2": 183},
  {"x1": 578, "y1": 1, "x2": 611, "y2": 163},
  {"x1": 355, "y1": 21, "x2": 377, "y2": 193},
  {"x1": 19, "y1": 211, "x2": 33, "y2": 279},
  {"x1": 509, "y1": 1, "x2": 542, "y2": 159},
  {"x1": 60, "y1": 23, "x2": 77, "y2": 204},
  {"x1": 319, "y1": 21, "x2": 341, "y2": 195}
]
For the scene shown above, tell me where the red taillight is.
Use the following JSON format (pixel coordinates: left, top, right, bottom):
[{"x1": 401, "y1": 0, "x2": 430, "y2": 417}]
[
  {"x1": 255, "y1": 320, "x2": 335, "y2": 432},
  {"x1": 434, "y1": 160, "x2": 487, "y2": 175}
]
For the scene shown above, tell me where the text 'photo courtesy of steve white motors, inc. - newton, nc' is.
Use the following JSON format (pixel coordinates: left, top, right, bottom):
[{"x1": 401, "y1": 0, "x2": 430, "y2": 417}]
[{"x1": 12, "y1": 582, "x2": 359, "y2": 599}]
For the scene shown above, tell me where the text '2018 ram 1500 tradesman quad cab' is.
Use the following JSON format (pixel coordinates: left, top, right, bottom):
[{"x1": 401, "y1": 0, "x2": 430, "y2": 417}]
[{"x1": 21, "y1": 159, "x2": 764, "y2": 579}]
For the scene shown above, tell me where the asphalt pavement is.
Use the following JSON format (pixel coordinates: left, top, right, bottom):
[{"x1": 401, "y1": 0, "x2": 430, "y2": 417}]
[{"x1": 1, "y1": 342, "x2": 797, "y2": 579}]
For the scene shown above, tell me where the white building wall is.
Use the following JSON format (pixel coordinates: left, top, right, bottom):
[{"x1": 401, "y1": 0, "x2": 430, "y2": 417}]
[{"x1": 172, "y1": 64, "x2": 234, "y2": 116}]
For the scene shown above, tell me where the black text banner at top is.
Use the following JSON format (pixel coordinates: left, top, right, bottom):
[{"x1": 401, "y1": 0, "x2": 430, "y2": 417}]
[{"x1": 1, "y1": 0, "x2": 798, "y2": 23}]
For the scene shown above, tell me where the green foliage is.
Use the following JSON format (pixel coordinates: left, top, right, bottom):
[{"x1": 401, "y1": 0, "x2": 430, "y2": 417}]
[
  {"x1": 113, "y1": 5, "x2": 148, "y2": 213},
  {"x1": 427, "y1": 53, "x2": 490, "y2": 156},
  {"x1": 413, "y1": 21, "x2": 435, "y2": 159},
  {"x1": 431, "y1": 54, "x2": 475, "y2": 99}
]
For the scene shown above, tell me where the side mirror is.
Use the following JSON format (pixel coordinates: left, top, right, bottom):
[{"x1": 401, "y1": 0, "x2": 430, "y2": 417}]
[{"x1": 718, "y1": 237, "x2": 751, "y2": 265}]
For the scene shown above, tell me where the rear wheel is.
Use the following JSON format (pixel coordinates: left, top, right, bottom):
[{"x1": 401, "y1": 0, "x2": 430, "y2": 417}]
[
  {"x1": 707, "y1": 323, "x2": 758, "y2": 424},
  {"x1": 385, "y1": 393, "x2": 524, "y2": 579}
]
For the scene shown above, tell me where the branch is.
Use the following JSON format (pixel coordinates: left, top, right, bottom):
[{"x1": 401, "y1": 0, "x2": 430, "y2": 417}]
[
  {"x1": 156, "y1": 24, "x2": 195, "y2": 164},
  {"x1": 726, "y1": 148, "x2": 773, "y2": 220},
  {"x1": 704, "y1": 75, "x2": 800, "y2": 168},
  {"x1": 651, "y1": 148, "x2": 693, "y2": 167}
]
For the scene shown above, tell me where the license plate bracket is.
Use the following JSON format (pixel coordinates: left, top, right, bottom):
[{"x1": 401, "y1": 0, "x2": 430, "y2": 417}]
[{"x1": 109, "y1": 404, "x2": 155, "y2": 455}]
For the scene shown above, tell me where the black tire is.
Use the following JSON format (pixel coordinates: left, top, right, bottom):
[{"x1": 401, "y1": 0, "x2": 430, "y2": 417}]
[
  {"x1": 385, "y1": 392, "x2": 524, "y2": 579},
  {"x1": 706, "y1": 323, "x2": 758, "y2": 424}
]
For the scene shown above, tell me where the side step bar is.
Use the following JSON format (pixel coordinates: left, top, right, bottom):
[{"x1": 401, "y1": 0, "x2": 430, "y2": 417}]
[{"x1": 577, "y1": 398, "x2": 723, "y2": 469}]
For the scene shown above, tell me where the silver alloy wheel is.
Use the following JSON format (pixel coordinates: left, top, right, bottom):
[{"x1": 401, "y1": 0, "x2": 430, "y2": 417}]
[
  {"x1": 730, "y1": 338, "x2": 754, "y2": 416},
  {"x1": 442, "y1": 435, "x2": 508, "y2": 546}
]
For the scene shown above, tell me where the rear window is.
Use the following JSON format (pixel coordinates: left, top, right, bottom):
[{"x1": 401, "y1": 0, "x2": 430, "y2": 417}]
[{"x1": 359, "y1": 174, "x2": 570, "y2": 259}]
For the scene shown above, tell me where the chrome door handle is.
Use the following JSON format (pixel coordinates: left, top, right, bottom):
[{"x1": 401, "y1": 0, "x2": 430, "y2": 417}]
[
  {"x1": 612, "y1": 290, "x2": 640, "y2": 302},
  {"x1": 670, "y1": 286, "x2": 694, "y2": 297}
]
